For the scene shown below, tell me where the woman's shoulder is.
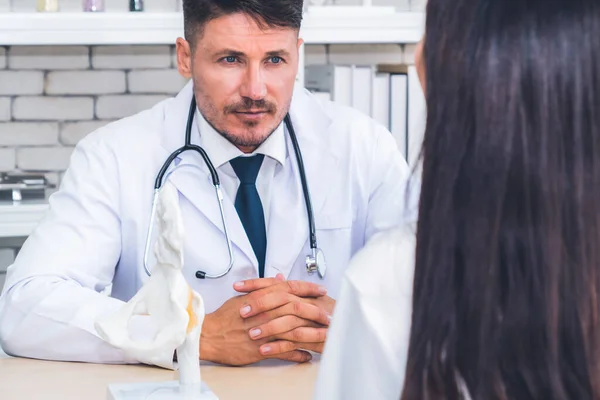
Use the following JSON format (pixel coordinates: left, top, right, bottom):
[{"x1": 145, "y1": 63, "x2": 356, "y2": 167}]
[{"x1": 344, "y1": 224, "x2": 417, "y2": 300}]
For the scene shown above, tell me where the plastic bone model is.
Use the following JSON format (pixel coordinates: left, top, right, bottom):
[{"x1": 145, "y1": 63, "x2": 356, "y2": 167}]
[{"x1": 95, "y1": 181, "x2": 205, "y2": 386}]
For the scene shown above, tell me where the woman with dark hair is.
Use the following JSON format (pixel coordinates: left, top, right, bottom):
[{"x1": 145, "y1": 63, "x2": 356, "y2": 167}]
[{"x1": 315, "y1": 0, "x2": 600, "y2": 398}]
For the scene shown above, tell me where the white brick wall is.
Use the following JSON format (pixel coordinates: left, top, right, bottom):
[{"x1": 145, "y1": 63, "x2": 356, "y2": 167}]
[
  {"x1": 92, "y1": 46, "x2": 172, "y2": 69},
  {"x1": 0, "y1": 41, "x2": 413, "y2": 191},
  {"x1": 0, "y1": 45, "x2": 190, "y2": 192},
  {"x1": 60, "y1": 120, "x2": 112, "y2": 145},
  {"x1": 0, "y1": 122, "x2": 59, "y2": 146},
  {"x1": 128, "y1": 70, "x2": 189, "y2": 94},
  {"x1": 9, "y1": 46, "x2": 89, "y2": 70},
  {"x1": 0, "y1": 97, "x2": 10, "y2": 121},
  {"x1": 0, "y1": 148, "x2": 15, "y2": 171},
  {"x1": 46, "y1": 71, "x2": 127, "y2": 95},
  {"x1": 0, "y1": 71, "x2": 44, "y2": 95},
  {"x1": 17, "y1": 147, "x2": 74, "y2": 171},
  {"x1": 13, "y1": 97, "x2": 94, "y2": 121},
  {"x1": 96, "y1": 95, "x2": 171, "y2": 119}
]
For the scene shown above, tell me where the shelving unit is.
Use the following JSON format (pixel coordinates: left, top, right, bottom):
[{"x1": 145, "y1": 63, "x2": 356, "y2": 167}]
[
  {"x1": 0, "y1": 11, "x2": 424, "y2": 46},
  {"x1": 0, "y1": 201, "x2": 48, "y2": 238},
  {"x1": 0, "y1": 9, "x2": 424, "y2": 237}
]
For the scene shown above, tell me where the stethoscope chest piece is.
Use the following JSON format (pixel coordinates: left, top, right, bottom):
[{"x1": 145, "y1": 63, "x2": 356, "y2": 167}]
[{"x1": 306, "y1": 248, "x2": 327, "y2": 279}]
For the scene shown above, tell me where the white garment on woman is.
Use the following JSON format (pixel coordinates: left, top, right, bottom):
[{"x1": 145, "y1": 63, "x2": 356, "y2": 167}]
[{"x1": 314, "y1": 225, "x2": 416, "y2": 400}]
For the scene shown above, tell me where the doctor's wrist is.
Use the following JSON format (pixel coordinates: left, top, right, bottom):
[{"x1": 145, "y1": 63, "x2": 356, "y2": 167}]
[{"x1": 199, "y1": 313, "x2": 218, "y2": 362}]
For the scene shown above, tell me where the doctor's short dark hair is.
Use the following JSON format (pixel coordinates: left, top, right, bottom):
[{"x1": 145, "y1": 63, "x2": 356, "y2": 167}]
[{"x1": 182, "y1": 0, "x2": 304, "y2": 47}]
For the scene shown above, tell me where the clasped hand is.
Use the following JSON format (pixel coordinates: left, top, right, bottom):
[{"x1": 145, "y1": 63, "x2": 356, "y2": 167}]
[{"x1": 200, "y1": 274, "x2": 335, "y2": 366}]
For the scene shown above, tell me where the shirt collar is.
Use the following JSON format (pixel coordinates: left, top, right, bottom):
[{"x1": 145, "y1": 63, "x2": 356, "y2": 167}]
[{"x1": 195, "y1": 108, "x2": 287, "y2": 169}]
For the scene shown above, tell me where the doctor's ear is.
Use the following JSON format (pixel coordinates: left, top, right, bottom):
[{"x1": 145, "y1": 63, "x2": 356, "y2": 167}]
[{"x1": 176, "y1": 38, "x2": 193, "y2": 79}]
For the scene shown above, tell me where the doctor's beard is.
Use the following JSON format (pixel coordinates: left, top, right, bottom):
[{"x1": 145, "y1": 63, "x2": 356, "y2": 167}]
[{"x1": 202, "y1": 97, "x2": 289, "y2": 150}]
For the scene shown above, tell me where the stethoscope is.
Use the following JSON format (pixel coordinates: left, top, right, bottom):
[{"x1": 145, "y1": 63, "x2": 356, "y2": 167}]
[{"x1": 143, "y1": 97, "x2": 327, "y2": 280}]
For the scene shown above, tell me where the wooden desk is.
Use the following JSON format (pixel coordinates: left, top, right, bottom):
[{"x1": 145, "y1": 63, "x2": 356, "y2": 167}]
[{"x1": 0, "y1": 355, "x2": 320, "y2": 400}]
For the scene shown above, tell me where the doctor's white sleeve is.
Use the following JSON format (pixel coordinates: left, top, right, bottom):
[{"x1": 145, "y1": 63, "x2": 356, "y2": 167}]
[{"x1": 0, "y1": 137, "x2": 174, "y2": 369}]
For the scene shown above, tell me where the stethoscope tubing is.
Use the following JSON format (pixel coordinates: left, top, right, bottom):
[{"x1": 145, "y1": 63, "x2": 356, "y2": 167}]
[{"x1": 144, "y1": 96, "x2": 320, "y2": 279}]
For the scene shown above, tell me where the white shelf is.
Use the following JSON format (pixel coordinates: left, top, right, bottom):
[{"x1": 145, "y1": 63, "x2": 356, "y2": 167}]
[
  {"x1": 302, "y1": 10, "x2": 423, "y2": 44},
  {"x1": 0, "y1": 11, "x2": 424, "y2": 46},
  {"x1": 0, "y1": 201, "x2": 48, "y2": 238}
]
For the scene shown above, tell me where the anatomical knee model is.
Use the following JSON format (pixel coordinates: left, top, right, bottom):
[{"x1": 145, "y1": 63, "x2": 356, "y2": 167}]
[{"x1": 95, "y1": 181, "x2": 205, "y2": 389}]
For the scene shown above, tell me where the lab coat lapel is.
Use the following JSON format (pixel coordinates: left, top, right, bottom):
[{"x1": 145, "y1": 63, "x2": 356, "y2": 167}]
[
  {"x1": 160, "y1": 82, "x2": 257, "y2": 267},
  {"x1": 265, "y1": 87, "x2": 339, "y2": 279}
]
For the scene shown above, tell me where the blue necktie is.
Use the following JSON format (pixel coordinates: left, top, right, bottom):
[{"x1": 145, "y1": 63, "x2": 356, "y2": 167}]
[{"x1": 230, "y1": 155, "x2": 267, "y2": 278}]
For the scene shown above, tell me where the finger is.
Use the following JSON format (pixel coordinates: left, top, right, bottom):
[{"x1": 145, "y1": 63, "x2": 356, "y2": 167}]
[
  {"x1": 236, "y1": 279, "x2": 327, "y2": 299},
  {"x1": 293, "y1": 342, "x2": 324, "y2": 354},
  {"x1": 233, "y1": 277, "x2": 282, "y2": 293},
  {"x1": 239, "y1": 291, "x2": 294, "y2": 318},
  {"x1": 266, "y1": 350, "x2": 312, "y2": 363},
  {"x1": 277, "y1": 301, "x2": 332, "y2": 326},
  {"x1": 250, "y1": 303, "x2": 331, "y2": 338},
  {"x1": 246, "y1": 298, "x2": 332, "y2": 326},
  {"x1": 260, "y1": 340, "x2": 324, "y2": 356},
  {"x1": 283, "y1": 280, "x2": 328, "y2": 298},
  {"x1": 274, "y1": 327, "x2": 328, "y2": 344},
  {"x1": 248, "y1": 315, "x2": 309, "y2": 340},
  {"x1": 259, "y1": 340, "x2": 298, "y2": 356}
]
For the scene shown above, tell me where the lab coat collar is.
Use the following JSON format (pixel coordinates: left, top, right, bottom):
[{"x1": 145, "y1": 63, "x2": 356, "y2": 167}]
[{"x1": 160, "y1": 81, "x2": 338, "y2": 278}]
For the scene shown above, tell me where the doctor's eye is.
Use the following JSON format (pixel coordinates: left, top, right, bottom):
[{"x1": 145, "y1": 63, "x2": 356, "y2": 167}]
[
  {"x1": 222, "y1": 56, "x2": 239, "y2": 64},
  {"x1": 268, "y1": 56, "x2": 284, "y2": 64}
]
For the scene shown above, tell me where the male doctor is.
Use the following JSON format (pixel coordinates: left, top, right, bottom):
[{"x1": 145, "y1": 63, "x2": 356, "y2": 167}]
[{"x1": 0, "y1": 0, "x2": 416, "y2": 367}]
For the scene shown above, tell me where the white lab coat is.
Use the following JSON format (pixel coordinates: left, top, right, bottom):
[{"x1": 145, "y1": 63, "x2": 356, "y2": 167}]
[
  {"x1": 313, "y1": 225, "x2": 416, "y2": 400},
  {"x1": 0, "y1": 81, "x2": 418, "y2": 368}
]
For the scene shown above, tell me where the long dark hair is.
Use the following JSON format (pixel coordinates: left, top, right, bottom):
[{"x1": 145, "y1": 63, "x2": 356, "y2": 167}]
[{"x1": 402, "y1": 0, "x2": 600, "y2": 399}]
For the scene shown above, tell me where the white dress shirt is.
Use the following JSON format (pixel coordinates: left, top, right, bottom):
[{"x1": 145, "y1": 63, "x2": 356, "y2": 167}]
[
  {"x1": 195, "y1": 109, "x2": 287, "y2": 227},
  {"x1": 314, "y1": 225, "x2": 416, "y2": 400}
]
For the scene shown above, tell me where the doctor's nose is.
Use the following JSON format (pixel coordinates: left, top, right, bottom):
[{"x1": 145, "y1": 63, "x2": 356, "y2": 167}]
[{"x1": 239, "y1": 65, "x2": 267, "y2": 101}]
